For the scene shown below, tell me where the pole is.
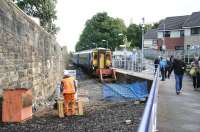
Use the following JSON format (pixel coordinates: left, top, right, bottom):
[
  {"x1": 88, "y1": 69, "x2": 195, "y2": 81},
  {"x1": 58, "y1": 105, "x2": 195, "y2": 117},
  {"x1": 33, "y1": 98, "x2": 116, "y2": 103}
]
[
  {"x1": 163, "y1": 22, "x2": 165, "y2": 55},
  {"x1": 125, "y1": 37, "x2": 127, "y2": 69},
  {"x1": 141, "y1": 18, "x2": 144, "y2": 69},
  {"x1": 107, "y1": 41, "x2": 108, "y2": 49}
]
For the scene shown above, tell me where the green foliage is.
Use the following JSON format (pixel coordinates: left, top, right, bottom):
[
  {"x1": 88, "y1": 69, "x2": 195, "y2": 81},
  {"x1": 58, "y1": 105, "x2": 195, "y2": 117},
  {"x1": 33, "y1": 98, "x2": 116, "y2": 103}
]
[
  {"x1": 127, "y1": 24, "x2": 142, "y2": 48},
  {"x1": 16, "y1": 0, "x2": 59, "y2": 35},
  {"x1": 127, "y1": 22, "x2": 159, "y2": 49},
  {"x1": 144, "y1": 23, "x2": 159, "y2": 32},
  {"x1": 152, "y1": 22, "x2": 159, "y2": 29},
  {"x1": 75, "y1": 12, "x2": 127, "y2": 51}
]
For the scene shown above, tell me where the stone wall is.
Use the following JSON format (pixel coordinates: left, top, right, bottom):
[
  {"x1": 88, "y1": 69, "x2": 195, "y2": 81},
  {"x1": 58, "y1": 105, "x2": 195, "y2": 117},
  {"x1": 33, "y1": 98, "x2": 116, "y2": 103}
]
[{"x1": 0, "y1": 0, "x2": 65, "y2": 104}]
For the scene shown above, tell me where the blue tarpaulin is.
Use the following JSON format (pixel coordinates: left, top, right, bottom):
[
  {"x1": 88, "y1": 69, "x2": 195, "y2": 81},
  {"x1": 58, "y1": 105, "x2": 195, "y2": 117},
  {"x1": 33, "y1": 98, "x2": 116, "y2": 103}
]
[{"x1": 103, "y1": 81, "x2": 148, "y2": 101}]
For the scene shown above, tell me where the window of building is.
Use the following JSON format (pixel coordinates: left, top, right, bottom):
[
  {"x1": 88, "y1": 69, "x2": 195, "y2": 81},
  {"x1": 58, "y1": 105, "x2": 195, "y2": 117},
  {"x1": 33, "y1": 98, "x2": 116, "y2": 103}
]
[
  {"x1": 164, "y1": 31, "x2": 170, "y2": 37},
  {"x1": 191, "y1": 27, "x2": 200, "y2": 35},
  {"x1": 153, "y1": 40, "x2": 157, "y2": 45},
  {"x1": 187, "y1": 45, "x2": 190, "y2": 49},
  {"x1": 175, "y1": 46, "x2": 184, "y2": 50},
  {"x1": 180, "y1": 30, "x2": 184, "y2": 37}
]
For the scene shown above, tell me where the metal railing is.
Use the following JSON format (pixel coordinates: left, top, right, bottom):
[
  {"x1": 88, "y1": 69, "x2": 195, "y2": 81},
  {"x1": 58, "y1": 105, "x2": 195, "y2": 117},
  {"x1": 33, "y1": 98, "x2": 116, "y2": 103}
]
[
  {"x1": 138, "y1": 67, "x2": 159, "y2": 132},
  {"x1": 112, "y1": 59, "x2": 143, "y2": 72},
  {"x1": 112, "y1": 59, "x2": 157, "y2": 76}
]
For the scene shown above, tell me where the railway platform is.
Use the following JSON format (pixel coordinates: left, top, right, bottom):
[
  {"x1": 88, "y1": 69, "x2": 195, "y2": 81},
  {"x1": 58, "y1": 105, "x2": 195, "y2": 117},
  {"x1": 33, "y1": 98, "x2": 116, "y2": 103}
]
[
  {"x1": 115, "y1": 64, "x2": 200, "y2": 131},
  {"x1": 158, "y1": 75, "x2": 200, "y2": 132}
]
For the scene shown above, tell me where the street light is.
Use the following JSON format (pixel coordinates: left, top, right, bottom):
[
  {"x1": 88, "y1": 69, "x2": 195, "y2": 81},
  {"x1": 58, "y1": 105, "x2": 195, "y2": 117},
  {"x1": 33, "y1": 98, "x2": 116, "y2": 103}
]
[
  {"x1": 141, "y1": 17, "x2": 145, "y2": 67},
  {"x1": 92, "y1": 42, "x2": 97, "y2": 48},
  {"x1": 118, "y1": 33, "x2": 127, "y2": 69},
  {"x1": 102, "y1": 39, "x2": 108, "y2": 49}
]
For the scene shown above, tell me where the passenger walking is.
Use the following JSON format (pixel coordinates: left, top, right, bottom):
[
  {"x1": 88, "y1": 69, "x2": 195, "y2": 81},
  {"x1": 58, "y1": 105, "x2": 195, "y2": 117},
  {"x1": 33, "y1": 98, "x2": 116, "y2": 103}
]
[
  {"x1": 190, "y1": 57, "x2": 200, "y2": 90},
  {"x1": 159, "y1": 57, "x2": 167, "y2": 81},
  {"x1": 171, "y1": 55, "x2": 186, "y2": 95},
  {"x1": 167, "y1": 56, "x2": 174, "y2": 78},
  {"x1": 154, "y1": 57, "x2": 160, "y2": 74},
  {"x1": 165, "y1": 57, "x2": 170, "y2": 78}
]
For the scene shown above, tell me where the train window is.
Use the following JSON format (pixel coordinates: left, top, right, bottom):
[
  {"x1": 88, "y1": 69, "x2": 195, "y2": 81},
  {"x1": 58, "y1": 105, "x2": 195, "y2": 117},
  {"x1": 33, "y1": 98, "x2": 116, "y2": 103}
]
[
  {"x1": 106, "y1": 53, "x2": 110, "y2": 59},
  {"x1": 93, "y1": 54, "x2": 97, "y2": 59}
]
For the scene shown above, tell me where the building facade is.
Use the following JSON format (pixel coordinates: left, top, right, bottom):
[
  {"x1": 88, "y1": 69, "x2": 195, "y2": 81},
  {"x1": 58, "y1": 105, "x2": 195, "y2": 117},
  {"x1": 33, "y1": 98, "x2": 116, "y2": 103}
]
[
  {"x1": 183, "y1": 12, "x2": 200, "y2": 50},
  {"x1": 157, "y1": 15, "x2": 188, "y2": 50},
  {"x1": 144, "y1": 29, "x2": 158, "y2": 49}
]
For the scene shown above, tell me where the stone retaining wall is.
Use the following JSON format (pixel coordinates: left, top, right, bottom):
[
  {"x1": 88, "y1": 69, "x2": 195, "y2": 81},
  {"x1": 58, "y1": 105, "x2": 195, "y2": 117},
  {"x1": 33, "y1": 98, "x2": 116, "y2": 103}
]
[{"x1": 0, "y1": 0, "x2": 66, "y2": 104}]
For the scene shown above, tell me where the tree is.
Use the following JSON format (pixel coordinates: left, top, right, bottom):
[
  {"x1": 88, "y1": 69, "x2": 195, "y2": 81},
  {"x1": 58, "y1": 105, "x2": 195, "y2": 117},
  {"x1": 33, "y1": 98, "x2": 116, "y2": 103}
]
[
  {"x1": 127, "y1": 22, "x2": 159, "y2": 49},
  {"x1": 151, "y1": 22, "x2": 159, "y2": 29},
  {"x1": 75, "y1": 12, "x2": 127, "y2": 51},
  {"x1": 16, "y1": 0, "x2": 59, "y2": 35},
  {"x1": 127, "y1": 24, "x2": 142, "y2": 48}
]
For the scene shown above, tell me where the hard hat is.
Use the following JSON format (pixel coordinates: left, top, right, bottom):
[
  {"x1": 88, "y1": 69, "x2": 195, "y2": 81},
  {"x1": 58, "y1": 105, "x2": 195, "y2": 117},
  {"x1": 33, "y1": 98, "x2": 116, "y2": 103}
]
[{"x1": 64, "y1": 70, "x2": 69, "y2": 76}]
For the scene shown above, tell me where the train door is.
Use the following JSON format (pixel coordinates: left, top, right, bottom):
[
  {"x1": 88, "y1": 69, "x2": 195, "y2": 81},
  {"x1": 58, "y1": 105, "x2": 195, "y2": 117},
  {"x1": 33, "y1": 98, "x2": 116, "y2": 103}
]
[
  {"x1": 99, "y1": 53, "x2": 105, "y2": 69},
  {"x1": 105, "y1": 51, "x2": 111, "y2": 68},
  {"x1": 92, "y1": 52, "x2": 98, "y2": 69}
]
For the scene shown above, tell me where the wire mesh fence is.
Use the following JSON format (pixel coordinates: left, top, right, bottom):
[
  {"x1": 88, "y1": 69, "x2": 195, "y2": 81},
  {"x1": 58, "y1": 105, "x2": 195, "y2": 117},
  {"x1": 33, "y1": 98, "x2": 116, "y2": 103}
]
[{"x1": 112, "y1": 59, "x2": 157, "y2": 76}]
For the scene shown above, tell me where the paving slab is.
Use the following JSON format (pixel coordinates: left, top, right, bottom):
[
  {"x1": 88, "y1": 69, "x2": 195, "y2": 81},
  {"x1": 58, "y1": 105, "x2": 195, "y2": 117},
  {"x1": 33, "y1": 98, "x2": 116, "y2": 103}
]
[{"x1": 158, "y1": 74, "x2": 200, "y2": 132}]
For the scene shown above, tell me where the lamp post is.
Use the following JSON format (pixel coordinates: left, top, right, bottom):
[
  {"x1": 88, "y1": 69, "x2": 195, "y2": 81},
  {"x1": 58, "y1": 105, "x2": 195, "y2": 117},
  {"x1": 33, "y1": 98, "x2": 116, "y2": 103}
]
[
  {"x1": 102, "y1": 39, "x2": 108, "y2": 49},
  {"x1": 118, "y1": 33, "x2": 127, "y2": 69},
  {"x1": 92, "y1": 42, "x2": 97, "y2": 48},
  {"x1": 162, "y1": 22, "x2": 166, "y2": 55},
  {"x1": 141, "y1": 17, "x2": 145, "y2": 68}
]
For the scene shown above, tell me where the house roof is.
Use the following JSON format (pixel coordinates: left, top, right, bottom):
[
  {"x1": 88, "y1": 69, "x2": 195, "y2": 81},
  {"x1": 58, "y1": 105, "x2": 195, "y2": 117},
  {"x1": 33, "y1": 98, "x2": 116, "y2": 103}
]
[
  {"x1": 158, "y1": 15, "x2": 189, "y2": 30},
  {"x1": 144, "y1": 29, "x2": 157, "y2": 39},
  {"x1": 183, "y1": 11, "x2": 200, "y2": 28}
]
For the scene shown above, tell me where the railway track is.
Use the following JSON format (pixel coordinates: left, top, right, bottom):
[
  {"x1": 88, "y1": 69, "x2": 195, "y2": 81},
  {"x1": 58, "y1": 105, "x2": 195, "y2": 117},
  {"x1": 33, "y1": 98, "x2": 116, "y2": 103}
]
[{"x1": 0, "y1": 69, "x2": 145, "y2": 132}]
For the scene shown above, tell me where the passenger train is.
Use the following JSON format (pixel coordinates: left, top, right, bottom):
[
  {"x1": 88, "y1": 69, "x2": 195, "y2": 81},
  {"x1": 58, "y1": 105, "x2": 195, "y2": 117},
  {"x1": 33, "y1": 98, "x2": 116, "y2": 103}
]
[{"x1": 72, "y1": 48, "x2": 116, "y2": 82}]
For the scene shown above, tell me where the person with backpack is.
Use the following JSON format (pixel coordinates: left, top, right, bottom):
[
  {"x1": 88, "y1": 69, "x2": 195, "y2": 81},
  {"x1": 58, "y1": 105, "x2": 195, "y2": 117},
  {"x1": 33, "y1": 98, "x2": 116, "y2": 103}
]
[
  {"x1": 190, "y1": 56, "x2": 200, "y2": 90},
  {"x1": 159, "y1": 57, "x2": 167, "y2": 81}
]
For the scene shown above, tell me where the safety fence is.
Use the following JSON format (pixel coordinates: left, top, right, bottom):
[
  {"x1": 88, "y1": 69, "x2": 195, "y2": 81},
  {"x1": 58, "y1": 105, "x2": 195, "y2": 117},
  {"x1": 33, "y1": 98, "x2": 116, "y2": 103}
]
[
  {"x1": 112, "y1": 59, "x2": 157, "y2": 76},
  {"x1": 112, "y1": 59, "x2": 142, "y2": 72},
  {"x1": 137, "y1": 67, "x2": 159, "y2": 132},
  {"x1": 144, "y1": 49, "x2": 184, "y2": 58},
  {"x1": 144, "y1": 48, "x2": 200, "y2": 64}
]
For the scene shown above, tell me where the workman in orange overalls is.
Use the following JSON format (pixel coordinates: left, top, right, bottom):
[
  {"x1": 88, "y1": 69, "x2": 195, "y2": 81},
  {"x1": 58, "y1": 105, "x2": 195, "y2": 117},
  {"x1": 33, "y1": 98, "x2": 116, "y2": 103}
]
[{"x1": 60, "y1": 70, "x2": 77, "y2": 116}]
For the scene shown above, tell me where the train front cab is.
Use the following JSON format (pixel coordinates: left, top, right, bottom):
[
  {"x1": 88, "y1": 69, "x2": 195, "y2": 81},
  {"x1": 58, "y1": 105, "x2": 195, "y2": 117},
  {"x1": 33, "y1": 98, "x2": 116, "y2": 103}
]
[{"x1": 93, "y1": 49, "x2": 116, "y2": 82}]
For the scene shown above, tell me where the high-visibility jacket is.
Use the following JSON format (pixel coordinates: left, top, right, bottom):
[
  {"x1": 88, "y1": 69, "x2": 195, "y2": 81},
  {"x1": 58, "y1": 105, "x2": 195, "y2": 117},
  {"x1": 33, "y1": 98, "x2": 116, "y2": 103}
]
[{"x1": 61, "y1": 77, "x2": 76, "y2": 94}]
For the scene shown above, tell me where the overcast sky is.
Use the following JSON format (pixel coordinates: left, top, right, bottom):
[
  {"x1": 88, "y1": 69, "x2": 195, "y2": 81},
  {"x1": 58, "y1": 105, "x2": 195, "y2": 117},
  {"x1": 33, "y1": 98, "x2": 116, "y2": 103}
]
[{"x1": 55, "y1": 0, "x2": 200, "y2": 51}]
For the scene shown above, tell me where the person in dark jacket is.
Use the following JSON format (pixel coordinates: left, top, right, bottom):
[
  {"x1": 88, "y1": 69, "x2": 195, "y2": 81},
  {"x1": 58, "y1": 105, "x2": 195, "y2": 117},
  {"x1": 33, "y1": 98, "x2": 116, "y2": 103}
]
[
  {"x1": 171, "y1": 55, "x2": 186, "y2": 95},
  {"x1": 166, "y1": 56, "x2": 174, "y2": 78},
  {"x1": 154, "y1": 57, "x2": 160, "y2": 75}
]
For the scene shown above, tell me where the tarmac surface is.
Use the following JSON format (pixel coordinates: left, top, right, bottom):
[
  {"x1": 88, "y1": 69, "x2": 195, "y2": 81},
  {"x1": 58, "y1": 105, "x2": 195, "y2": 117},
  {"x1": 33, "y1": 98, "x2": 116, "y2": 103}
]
[{"x1": 158, "y1": 74, "x2": 200, "y2": 132}]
